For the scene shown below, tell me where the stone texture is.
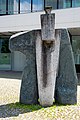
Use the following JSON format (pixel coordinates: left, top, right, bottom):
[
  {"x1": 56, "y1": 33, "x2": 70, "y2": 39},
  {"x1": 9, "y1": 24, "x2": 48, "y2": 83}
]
[
  {"x1": 55, "y1": 29, "x2": 78, "y2": 105},
  {"x1": 9, "y1": 14, "x2": 78, "y2": 106},
  {"x1": 41, "y1": 14, "x2": 55, "y2": 42},
  {"x1": 9, "y1": 31, "x2": 38, "y2": 104},
  {"x1": 36, "y1": 11, "x2": 60, "y2": 106},
  {"x1": 36, "y1": 30, "x2": 60, "y2": 106}
]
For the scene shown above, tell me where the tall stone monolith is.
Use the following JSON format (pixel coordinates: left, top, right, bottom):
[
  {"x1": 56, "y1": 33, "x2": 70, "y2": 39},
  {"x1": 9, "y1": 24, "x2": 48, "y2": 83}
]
[
  {"x1": 55, "y1": 29, "x2": 78, "y2": 104},
  {"x1": 9, "y1": 31, "x2": 38, "y2": 104}
]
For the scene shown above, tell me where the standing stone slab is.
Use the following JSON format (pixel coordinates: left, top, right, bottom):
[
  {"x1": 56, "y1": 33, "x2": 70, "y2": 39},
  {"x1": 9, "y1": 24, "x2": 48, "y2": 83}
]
[
  {"x1": 9, "y1": 31, "x2": 38, "y2": 104},
  {"x1": 55, "y1": 29, "x2": 78, "y2": 104},
  {"x1": 36, "y1": 30, "x2": 60, "y2": 106},
  {"x1": 36, "y1": 9, "x2": 60, "y2": 106}
]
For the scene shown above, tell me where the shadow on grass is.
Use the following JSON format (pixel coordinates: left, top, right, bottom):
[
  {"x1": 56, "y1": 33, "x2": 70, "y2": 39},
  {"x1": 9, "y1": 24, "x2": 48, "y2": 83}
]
[
  {"x1": 0, "y1": 102, "x2": 42, "y2": 118},
  {"x1": 0, "y1": 102, "x2": 78, "y2": 118}
]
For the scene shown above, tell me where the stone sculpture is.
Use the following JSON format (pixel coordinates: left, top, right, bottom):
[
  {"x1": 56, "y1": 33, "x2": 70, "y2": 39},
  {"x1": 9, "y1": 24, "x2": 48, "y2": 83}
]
[
  {"x1": 55, "y1": 29, "x2": 78, "y2": 104},
  {"x1": 9, "y1": 31, "x2": 38, "y2": 104},
  {"x1": 36, "y1": 8, "x2": 60, "y2": 106},
  {"x1": 9, "y1": 7, "x2": 78, "y2": 106}
]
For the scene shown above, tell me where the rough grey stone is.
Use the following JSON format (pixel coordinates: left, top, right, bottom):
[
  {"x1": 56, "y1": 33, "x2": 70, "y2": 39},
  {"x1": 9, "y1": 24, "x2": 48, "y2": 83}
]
[
  {"x1": 9, "y1": 17, "x2": 78, "y2": 106},
  {"x1": 9, "y1": 30, "x2": 38, "y2": 104},
  {"x1": 36, "y1": 11, "x2": 60, "y2": 106},
  {"x1": 41, "y1": 14, "x2": 55, "y2": 42},
  {"x1": 36, "y1": 29, "x2": 60, "y2": 106},
  {"x1": 55, "y1": 29, "x2": 78, "y2": 105}
]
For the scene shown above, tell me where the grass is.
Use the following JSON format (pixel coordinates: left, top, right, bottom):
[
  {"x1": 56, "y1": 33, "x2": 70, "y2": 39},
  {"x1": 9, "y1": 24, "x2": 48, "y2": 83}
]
[
  {"x1": 8, "y1": 102, "x2": 80, "y2": 120},
  {"x1": 9, "y1": 102, "x2": 42, "y2": 112}
]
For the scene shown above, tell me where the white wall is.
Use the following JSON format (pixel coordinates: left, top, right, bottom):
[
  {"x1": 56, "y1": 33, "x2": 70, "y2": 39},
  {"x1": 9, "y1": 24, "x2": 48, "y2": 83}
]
[
  {"x1": 55, "y1": 7, "x2": 80, "y2": 29},
  {"x1": 0, "y1": 12, "x2": 42, "y2": 32},
  {"x1": 0, "y1": 7, "x2": 80, "y2": 33}
]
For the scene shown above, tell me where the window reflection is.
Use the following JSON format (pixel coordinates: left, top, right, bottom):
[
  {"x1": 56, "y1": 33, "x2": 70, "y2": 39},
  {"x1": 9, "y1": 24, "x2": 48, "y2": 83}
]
[
  {"x1": 0, "y1": 38, "x2": 11, "y2": 65},
  {"x1": 72, "y1": 36, "x2": 80, "y2": 65},
  {"x1": 0, "y1": 0, "x2": 6, "y2": 14},
  {"x1": 33, "y1": 0, "x2": 44, "y2": 12},
  {"x1": 72, "y1": 0, "x2": 80, "y2": 7},
  {"x1": 8, "y1": 0, "x2": 14, "y2": 14},
  {"x1": 59, "y1": 0, "x2": 71, "y2": 9},
  {"x1": 45, "y1": 0, "x2": 57, "y2": 9},
  {"x1": 64, "y1": 0, "x2": 71, "y2": 8},
  {"x1": 14, "y1": 0, "x2": 19, "y2": 14},
  {"x1": 20, "y1": 0, "x2": 31, "y2": 13},
  {"x1": 58, "y1": 0, "x2": 64, "y2": 9}
]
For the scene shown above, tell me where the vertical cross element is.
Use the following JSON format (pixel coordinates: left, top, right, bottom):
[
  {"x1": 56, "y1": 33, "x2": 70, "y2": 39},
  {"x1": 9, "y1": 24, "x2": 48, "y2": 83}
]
[
  {"x1": 36, "y1": 7, "x2": 61, "y2": 106},
  {"x1": 41, "y1": 6, "x2": 55, "y2": 43},
  {"x1": 36, "y1": 30, "x2": 60, "y2": 106}
]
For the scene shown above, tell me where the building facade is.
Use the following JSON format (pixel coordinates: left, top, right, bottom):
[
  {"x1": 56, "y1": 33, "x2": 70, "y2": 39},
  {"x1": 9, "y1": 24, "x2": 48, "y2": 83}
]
[
  {"x1": 0, "y1": 0, "x2": 80, "y2": 72},
  {"x1": 0, "y1": 0, "x2": 80, "y2": 15}
]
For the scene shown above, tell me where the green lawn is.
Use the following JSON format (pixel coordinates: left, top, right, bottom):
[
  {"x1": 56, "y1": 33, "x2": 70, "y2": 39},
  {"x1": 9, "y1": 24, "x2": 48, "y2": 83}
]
[{"x1": 8, "y1": 102, "x2": 80, "y2": 120}]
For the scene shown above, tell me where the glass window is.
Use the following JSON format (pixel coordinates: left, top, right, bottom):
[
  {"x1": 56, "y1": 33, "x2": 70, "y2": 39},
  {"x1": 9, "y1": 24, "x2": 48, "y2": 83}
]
[
  {"x1": 0, "y1": 0, "x2": 6, "y2": 14},
  {"x1": 33, "y1": 0, "x2": 44, "y2": 12},
  {"x1": 0, "y1": 38, "x2": 11, "y2": 65},
  {"x1": 72, "y1": 36, "x2": 80, "y2": 64},
  {"x1": 45, "y1": 0, "x2": 57, "y2": 9},
  {"x1": 0, "y1": 39, "x2": 2, "y2": 53},
  {"x1": 14, "y1": 0, "x2": 19, "y2": 14},
  {"x1": 0, "y1": 38, "x2": 10, "y2": 53},
  {"x1": 20, "y1": 0, "x2": 31, "y2": 13},
  {"x1": 58, "y1": 0, "x2": 64, "y2": 9},
  {"x1": 59, "y1": 0, "x2": 71, "y2": 9},
  {"x1": 8, "y1": 0, "x2": 14, "y2": 14},
  {"x1": 72, "y1": 0, "x2": 80, "y2": 7},
  {"x1": 64, "y1": 0, "x2": 71, "y2": 8}
]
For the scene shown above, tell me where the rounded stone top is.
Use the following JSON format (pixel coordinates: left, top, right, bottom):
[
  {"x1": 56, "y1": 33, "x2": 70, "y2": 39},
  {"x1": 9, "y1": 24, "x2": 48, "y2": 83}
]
[{"x1": 44, "y1": 6, "x2": 52, "y2": 14}]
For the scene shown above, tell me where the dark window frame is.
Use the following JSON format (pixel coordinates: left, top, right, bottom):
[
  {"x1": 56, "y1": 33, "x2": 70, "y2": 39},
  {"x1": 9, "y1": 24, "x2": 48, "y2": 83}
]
[
  {"x1": 18, "y1": 0, "x2": 20, "y2": 14},
  {"x1": 31, "y1": 0, "x2": 33, "y2": 12},
  {"x1": 6, "y1": 0, "x2": 8, "y2": 14}
]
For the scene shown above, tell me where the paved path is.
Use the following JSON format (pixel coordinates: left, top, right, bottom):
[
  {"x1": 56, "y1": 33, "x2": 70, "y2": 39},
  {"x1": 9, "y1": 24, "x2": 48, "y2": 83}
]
[{"x1": 0, "y1": 71, "x2": 80, "y2": 120}]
